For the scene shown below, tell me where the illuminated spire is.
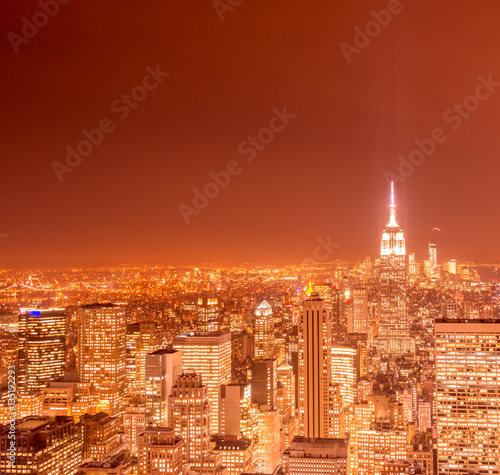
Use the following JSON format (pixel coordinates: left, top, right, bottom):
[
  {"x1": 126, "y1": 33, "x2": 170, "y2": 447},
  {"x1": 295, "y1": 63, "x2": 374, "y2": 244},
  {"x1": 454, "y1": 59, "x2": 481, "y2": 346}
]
[
  {"x1": 306, "y1": 281, "x2": 314, "y2": 296},
  {"x1": 387, "y1": 178, "x2": 398, "y2": 227}
]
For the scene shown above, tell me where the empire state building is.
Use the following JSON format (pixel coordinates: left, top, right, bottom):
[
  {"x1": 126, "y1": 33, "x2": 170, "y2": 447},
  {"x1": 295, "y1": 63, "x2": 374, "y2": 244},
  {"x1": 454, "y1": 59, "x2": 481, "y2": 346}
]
[{"x1": 377, "y1": 180, "x2": 413, "y2": 356}]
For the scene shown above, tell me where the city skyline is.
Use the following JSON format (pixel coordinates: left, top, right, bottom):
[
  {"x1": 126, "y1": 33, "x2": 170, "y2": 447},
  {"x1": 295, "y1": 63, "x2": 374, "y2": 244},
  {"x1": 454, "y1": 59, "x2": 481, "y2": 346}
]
[
  {"x1": 0, "y1": 178, "x2": 496, "y2": 272},
  {"x1": 2, "y1": 2, "x2": 500, "y2": 473}
]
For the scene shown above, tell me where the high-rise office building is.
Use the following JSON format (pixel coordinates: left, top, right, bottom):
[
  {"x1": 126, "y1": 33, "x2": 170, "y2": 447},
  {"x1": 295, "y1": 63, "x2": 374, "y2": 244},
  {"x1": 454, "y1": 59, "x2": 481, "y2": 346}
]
[
  {"x1": 435, "y1": 319, "x2": 500, "y2": 474},
  {"x1": 352, "y1": 288, "x2": 368, "y2": 334},
  {"x1": 377, "y1": 180, "x2": 412, "y2": 356},
  {"x1": 78, "y1": 303, "x2": 127, "y2": 416},
  {"x1": 0, "y1": 416, "x2": 81, "y2": 474},
  {"x1": 331, "y1": 344, "x2": 357, "y2": 409},
  {"x1": 138, "y1": 427, "x2": 184, "y2": 475},
  {"x1": 251, "y1": 359, "x2": 277, "y2": 410},
  {"x1": 123, "y1": 395, "x2": 145, "y2": 455},
  {"x1": 429, "y1": 241, "x2": 437, "y2": 279},
  {"x1": 219, "y1": 383, "x2": 255, "y2": 441},
  {"x1": 197, "y1": 297, "x2": 220, "y2": 332},
  {"x1": 173, "y1": 332, "x2": 231, "y2": 434},
  {"x1": 18, "y1": 308, "x2": 66, "y2": 394},
  {"x1": 126, "y1": 322, "x2": 162, "y2": 396},
  {"x1": 253, "y1": 300, "x2": 274, "y2": 359},
  {"x1": 277, "y1": 361, "x2": 296, "y2": 420},
  {"x1": 169, "y1": 373, "x2": 210, "y2": 465},
  {"x1": 255, "y1": 408, "x2": 280, "y2": 474},
  {"x1": 144, "y1": 348, "x2": 182, "y2": 427},
  {"x1": 408, "y1": 252, "x2": 418, "y2": 277},
  {"x1": 298, "y1": 291, "x2": 332, "y2": 438}
]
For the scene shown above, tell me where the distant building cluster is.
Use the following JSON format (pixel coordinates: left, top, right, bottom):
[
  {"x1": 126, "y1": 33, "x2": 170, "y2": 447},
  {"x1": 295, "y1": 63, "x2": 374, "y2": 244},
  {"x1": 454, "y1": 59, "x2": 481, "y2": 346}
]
[{"x1": 1, "y1": 181, "x2": 499, "y2": 473}]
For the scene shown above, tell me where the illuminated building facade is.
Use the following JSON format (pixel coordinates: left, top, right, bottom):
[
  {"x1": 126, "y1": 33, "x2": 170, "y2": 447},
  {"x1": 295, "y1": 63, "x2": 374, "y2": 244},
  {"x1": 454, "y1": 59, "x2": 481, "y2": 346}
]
[
  {"x1": 331, "y1": 344, "x2": 357, "y2": 408},
  {"x1": 357, "y1": 428, "x2": 407, "y2": 475},
  {"x1": 79, "y1": 411, "x2": 124, "y2": 461},
  {"x1": 282, "y1": 436, "x2": 349, "y2": 475},
  {"x1": 377, "y1": 181, "x2": 412, "y2": 356},
  {"x1": 138, "y1": 427, "x2": 184, "y2": 475},
  {"x1": 253, "y1": 300, "x2": 274, "y2": 359},
  {"x1": 255, "y1": 407, "x2": 280, "y2": 474},
  {"x1": 18, "y1": 308, "x2": 66, "y2": 394},
  {"x1": 78, "y1": 303, "x2": 127, "y2": 416},
  {"x1": 213, "y1": 438, "x2": 252, "y2": 475},
  {"x1": 169, "y1": 373, "x2": 210, "y2": 465},
  {"x1": 408, "y1": 252, "x2": 417, "y2": 277},
  {"x1": 123, "y1": 396, "x2": 145, "y2": 455},
  {"x1": 197, "y1": 297, "x2": 220, "y2": 332},
  {"x1": 277, "y1": 361, "x2": 296, "y2": 420},
  {"x1": 0, "y1": 416, "x2": 81, "y2": 474},
  {"x1": 353, "y1": 288, "x2": 368, "y2": 334},
  {"x1": 173, "y1": 332, "x2": 231, "y2": 434},
  {"x1": 144, "y1": 348, "x2": 182, "y2": 427},
  {"x1": 42, "y1": 382, "x2": 75, "y2": 418},
  {"x1": 0, "y1": 329, "x2": 17, "y2": 387},
  {"x1": 435, "y1": 320, "x2": 500, "y2": 474},
  {"x1": 298, "y1": 292, "x2": 332, "y2": 438},
  {"x1": 429, "y1": 241, "x2": 437, "y2": 279},
  {"x1": 125, "y1": 322, "x2": 162, "y2": 396}
]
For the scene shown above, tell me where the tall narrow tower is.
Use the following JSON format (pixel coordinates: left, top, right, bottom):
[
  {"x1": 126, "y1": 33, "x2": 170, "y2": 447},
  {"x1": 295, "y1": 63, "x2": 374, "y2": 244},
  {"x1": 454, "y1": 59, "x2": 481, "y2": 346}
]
[
  {"x1": 377, "y1": 180, "x2": 412, "y2": 356},
  {"x1": 429, "y1": 241, "x2": 437, "y2": 279},
  {"x1": 298, "y1": 290, "x2": 332, "y2": 438},
  {"x1": 254, "y1": 300, "x2": 274, "y2": 360}
]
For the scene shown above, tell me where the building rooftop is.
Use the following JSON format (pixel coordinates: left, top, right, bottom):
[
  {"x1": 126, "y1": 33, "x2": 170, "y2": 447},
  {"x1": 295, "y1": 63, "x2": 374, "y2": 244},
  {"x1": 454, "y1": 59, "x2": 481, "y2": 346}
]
[{"x1": 214, "y1": 438, "x2": 251, "y2": 451}]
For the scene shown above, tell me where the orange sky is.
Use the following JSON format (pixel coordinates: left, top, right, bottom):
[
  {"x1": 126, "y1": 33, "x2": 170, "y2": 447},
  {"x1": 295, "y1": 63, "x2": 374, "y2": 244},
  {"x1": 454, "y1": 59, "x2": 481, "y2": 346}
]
[{"x1": 1, "y1": 0, "x2": 500, "y2": 269}]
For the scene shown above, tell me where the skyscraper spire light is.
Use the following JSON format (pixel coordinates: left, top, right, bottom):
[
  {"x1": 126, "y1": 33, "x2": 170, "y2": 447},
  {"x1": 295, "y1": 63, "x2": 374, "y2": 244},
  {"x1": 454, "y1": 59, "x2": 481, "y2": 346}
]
[{"x1": 387, "y1": 178, "x2": 398, "y2": 228}]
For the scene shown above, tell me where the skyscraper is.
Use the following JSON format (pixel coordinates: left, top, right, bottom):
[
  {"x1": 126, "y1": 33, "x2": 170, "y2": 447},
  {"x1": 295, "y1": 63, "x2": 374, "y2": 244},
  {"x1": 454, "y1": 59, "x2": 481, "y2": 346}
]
[
  {"x1": 197, "y1": 297, "x2": 220, "y2": 332},
  {"x1": 435, "y1": 319, "x2": 500, "y2": 474},
  {"x1": 429, "y1": 241, "x2": 437, "y2": 279},
  {"x1": 169, "y1": 373, "x2": 210, "y2": 465},
  {"x1": 352, "y1": 288, "x2": 368, "y2": 334},
  {"x1": 219, "y1": 383, "x2": 255, "y2": 440},
  {"x1": 298, "y1": 291, "x2": 332, "y2": 438},
  {"x1": 330, "y1": 344, "x2": 357, "y2": 409},
  {"x1": 172, "y1": 332, "x2": 231, "y2": 434},
  {"x1": 145, "y1": 348, "x2": 183, "y2": 427},
  {"x1": 125, "y1": 322, "x2": 162, "y2": 396},
  {"x1": 78, "y1": 303, "x2": 127, "y2": 416},
  {"x1": 377, "y1": 180, "x2": 412, "y2": 356},
  {"x1": 253, "y1": 300, "x2": 274, "y2": 359},
  {"x1": 18, "y1": 308, "x2": 66, "y2": 394},
  {"x1": 251, "y1": 359, "x2": 277, "y2": 410}
]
